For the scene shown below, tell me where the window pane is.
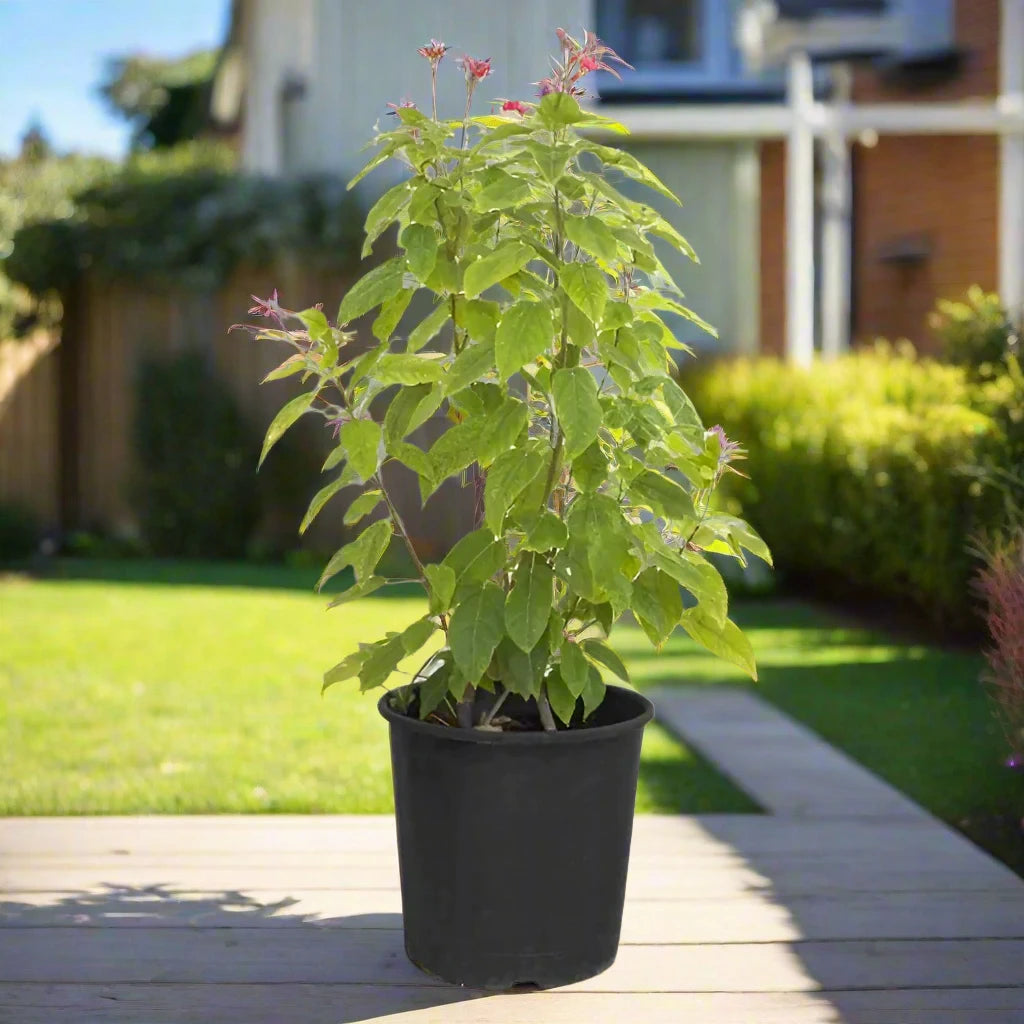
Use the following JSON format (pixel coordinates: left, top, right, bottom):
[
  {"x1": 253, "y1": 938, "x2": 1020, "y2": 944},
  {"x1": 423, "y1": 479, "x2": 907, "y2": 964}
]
[{"x1": 621, "y1": 0, "x2": 703, "y2": 64}]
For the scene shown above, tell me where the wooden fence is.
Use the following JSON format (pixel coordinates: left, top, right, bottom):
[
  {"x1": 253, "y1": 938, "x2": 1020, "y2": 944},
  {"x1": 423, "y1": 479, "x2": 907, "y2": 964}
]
[{"x1": 0, "y1": 262, "x2": 473, "y2": 558}]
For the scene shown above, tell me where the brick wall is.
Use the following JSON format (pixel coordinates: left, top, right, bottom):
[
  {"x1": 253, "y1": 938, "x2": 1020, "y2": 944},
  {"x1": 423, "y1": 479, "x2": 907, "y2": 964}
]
[{"x1": 758, "y1": 0, "x2": 1001, "y2": 355}]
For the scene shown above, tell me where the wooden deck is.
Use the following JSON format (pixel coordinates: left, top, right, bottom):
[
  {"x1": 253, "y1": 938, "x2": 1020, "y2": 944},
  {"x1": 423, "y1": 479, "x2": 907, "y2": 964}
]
[{"x1": 2, "y1": 688, "x2": 1024, "y2": 1022}]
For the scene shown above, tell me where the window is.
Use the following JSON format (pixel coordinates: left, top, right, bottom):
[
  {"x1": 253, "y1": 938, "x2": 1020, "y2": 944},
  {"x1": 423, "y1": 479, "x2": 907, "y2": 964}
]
[{"x1": 596, "y1": 0, "x2": 746, "y2": 95}]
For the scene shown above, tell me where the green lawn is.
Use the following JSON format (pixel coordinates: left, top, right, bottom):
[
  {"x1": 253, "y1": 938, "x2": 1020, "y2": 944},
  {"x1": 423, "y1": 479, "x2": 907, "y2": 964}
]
[
  {"x1": 3, "y1": 560, "x2": 1020, "y2": 876},
  {"x1": 0, "y1": 560, "x2": 754, "y2": 816}
]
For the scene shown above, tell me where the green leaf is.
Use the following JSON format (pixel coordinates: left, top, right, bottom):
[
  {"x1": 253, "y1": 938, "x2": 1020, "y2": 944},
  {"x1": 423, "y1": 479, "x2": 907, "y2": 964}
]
[
  {"x1": 630, "y1": 470, "x2": 695, "y2": 523},
  {"x1": 391, "y1": 441, "x2": 435, "y2": 489},
  {"x1": 660, "y1": 377, "x2": 704, "y2": 435},
  {"x1": 495, "y1": 635, "x2": 545, "y2": 698},
  {"x1": 442, "y1": 528, "x2": 506, "y2": 599},
  {"x1": 343, "y1": 489, "x2": 383, "y2": 526},
  {"x1": 581, "y1": 638, "x2": 630, "y2": 683},
  {"x1": 680, "y1": 607, "x2": 758, "y2": 680},
  {"x1": 474, "y1": 173, "x2": 531, "y2": 212},
  {"x1": 374, "y1": 352, "x2": 446, "y2": 385},
  {"x1": 444, "y1": 341, "x2": 495, "y2": 396},
  {"x1": 401, "y1": 223, "x2": 438, "y2": 281},
  {"x1": 538, "y1": 91, "x2": 585, "y2": 126},
  {"x1": 358, "y1": 634, "x2": 408, "y2": 691},
  {"x1": 563, "y1": 214, "x2": 619, "y2": 263},
  {"x1": 580, "y1": 666, "x2": 605, "y2": 718},
  {"x1": 463, "y1": 240, "x2": 534, "y2": 299},
  {"x1": 552, "y1": 367, "x2": 602, "y2": 461},
  {"x1": 322, "y1": 648, "x2": 369, "y2": 693},
  {"x1": 484, "y1": 447, "x2": 544, "y2": 536},
  {"x1": 698, "y1": 515, "x2": 774, "y2": 567},
  {"x1": 327, "y1": 575, "x2": 386, "y2": 608},
  {"x1": 337, "y1": 258, "x2": 405, "y2": 325},
  {"x1": 424, "y1": 563, "x2": 456, "y2": 614},
  {"x1": 415, "y1": 651, "x2": 453, "y2": 719},
  {"x1": 495, "y1": 300, "x2": 553, "y2": 380},
  {"x1": 632, "y1": 567, "x2": 683, "y2": 649},
  {"x1": 460, "y1": 299, "x2": 500, "y2": 342},
  {"x1": 505, "y1": 552, "x2": 554, "y2": 653},
  {"x1": 560, "y1": 263, "x2": 607, "y2": 326},
  {"x1": 427, "y1": 421, "x2": 477, "y2": 482},
  {"x1": 401, "y1": 616, "x2": 437, "y2": 656},
  {"x1": 449, "y1": 581, "x2": 506, "y2": 682},
  {"x1": 259, "y1": 391, "x2": 314, "y2": 468},
  {"x1": 571, "y1": 441, "x2": 608, "y2": 492},
  {"x1": 407, "y1": 301, "x2": 450, "y2": 353},
  {"x1": 476, "y1": 396, "x2": 529, "y2": 467},
  {"x1": 634, "y1": 520, "x2": 733, "y2": 622},
  {"x1": 261, "y1": 353, "x2": 306, "y2": 384},
  {"x1": 383, "y1": 382, "x2": 442, "y2": 447},
  {"x1": 523, "y1": 511, "x2": 569, "y2": 553},
  {"x1": 560, "y1": 641, "x2": 589, "y2": 697},
  {"x1": 317, "y1": 518, "x2": 391, "y2": 590},
  {"x1": 544, "y1": 670, "x2": 577, "y2": 726},
  {"x1": 299, "y1": 474, "x2": 349, "y2": 534},
  {"x1": 362, "y1": 180, "x2": 411, "y2": 257},
  {"x1": 339, "y1": 419, "x2": 383, "y2": 482},
  {"x1": 559, "y1": 493, "x2": 635, "y2": 611},
  {"x1": 372, "y1": 288, "x2": 414, "y2": 342}
]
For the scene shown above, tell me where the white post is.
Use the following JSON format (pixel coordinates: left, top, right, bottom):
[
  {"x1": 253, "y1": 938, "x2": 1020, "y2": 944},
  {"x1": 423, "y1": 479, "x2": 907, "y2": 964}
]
[
  {"x1": 820, "y1": 64, "x2": 852, "y2": 360},
  {"x1": 1000, "y1": 0, "x2": 1024, "y2": 317},
  {"x1": 786, "y1": 50, "x2": 816, "y2": 366}
]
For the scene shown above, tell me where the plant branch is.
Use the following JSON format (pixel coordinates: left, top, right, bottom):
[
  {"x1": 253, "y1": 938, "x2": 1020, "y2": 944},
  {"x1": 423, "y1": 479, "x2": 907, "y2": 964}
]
[
  {"x1": 537, "y1": 684, "x2": 558, "y2": 731},
  {"x1": 377, "y1": 476, "x2": 449, "y2": 634}
]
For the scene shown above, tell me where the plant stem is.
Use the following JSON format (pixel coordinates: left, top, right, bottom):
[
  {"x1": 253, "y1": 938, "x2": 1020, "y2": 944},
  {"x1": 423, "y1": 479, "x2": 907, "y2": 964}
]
[
  {"x1": 377, "y1": 477, "x2": 449, "y2": 634},
  {"x1": 537, "y1": 684, "x2": 557, "y2": 732},
  {"x1": 480, "y1": 687, "x2": 511, "y2": 727}
]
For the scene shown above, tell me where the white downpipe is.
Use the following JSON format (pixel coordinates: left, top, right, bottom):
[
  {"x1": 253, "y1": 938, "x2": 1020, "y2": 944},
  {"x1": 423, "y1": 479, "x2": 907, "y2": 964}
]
[
  {"x1": 820, "y1": 65, "x2": 852, "y2": 361},
  {"x1": 1000, "y1": 0, "x2": 1024, "y2": 316},
  {"x1": 786, "y1": 51, "x2": 816, "y2": 366}
]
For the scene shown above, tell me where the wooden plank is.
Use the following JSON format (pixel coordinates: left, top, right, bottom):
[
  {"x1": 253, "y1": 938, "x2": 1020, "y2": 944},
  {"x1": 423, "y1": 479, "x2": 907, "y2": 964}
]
[
  {"x1": 0, "y1": 819, "x2": 999, "y2": 868},
  {"x1": 0, "y1": 984, "x2": 862, "y2": 1024},
  {"x1": 650, "y1": 688, "x2": 930, "y2": 820},
  {"x1": 3, "y1": 928, "x2": 1024, "y2": 990},
  {"x1": 3, "y1": 817, "x2": 1013, "y2": 883},
  {"x1": 5, "y1": 858, "x2": 1017, "y2": 898},
  {"x1": 4, "y1": 888, "x2": 1024, "y2": 942},
  {"x1": 4, "y1": 984, "x2": 1023, "y2": 1024}
]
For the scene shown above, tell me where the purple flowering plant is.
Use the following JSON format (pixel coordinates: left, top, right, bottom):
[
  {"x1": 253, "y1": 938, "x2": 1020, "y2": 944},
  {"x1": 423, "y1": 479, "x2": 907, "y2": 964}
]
[{"x1": 246, "y1": 29, "x2": 769, "y2": 730}]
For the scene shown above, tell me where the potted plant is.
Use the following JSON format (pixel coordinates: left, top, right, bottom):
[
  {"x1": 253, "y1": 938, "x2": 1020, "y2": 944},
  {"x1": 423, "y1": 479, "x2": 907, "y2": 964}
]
[{"x1": 244, "y1": 28, "x2": 769, "y2": 990}]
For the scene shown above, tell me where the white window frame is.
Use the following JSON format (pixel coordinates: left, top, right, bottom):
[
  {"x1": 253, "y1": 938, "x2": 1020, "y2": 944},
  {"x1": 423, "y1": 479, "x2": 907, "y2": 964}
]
[{"x1": 596, "y1": 0, "x2": 744, "y2": 94}]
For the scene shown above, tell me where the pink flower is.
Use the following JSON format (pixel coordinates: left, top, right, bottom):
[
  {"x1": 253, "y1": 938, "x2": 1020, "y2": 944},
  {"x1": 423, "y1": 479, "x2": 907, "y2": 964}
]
[
  {"x1": 536, "y1": 77, "x2": 561, "y2": 97},
  {"x1": 417, "y1": 39, "x2": 448, "y2": 62},
  {"x1": 579, "y1": 55, "x2": 600, "y2": 73},
  {"x1": 501, "y1": 100, "x2": 528, "y2": 116},
  {"x1": 386, "y1": 98, "x2": 417, "y2": 115},
  {"x1": 248, "y1": 290, "x2": 280, "y2": 318},
  {"x1": 457, "y1": 55, "x2": 492, "y2": 81}
]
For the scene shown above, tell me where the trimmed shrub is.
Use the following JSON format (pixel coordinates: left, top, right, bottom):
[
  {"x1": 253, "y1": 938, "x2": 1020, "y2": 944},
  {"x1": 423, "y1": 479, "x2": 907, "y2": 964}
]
[
  {"x1": 690, "y1": 344, "x2": 1008, "y2": 626},
  {"x1": 132, "y1": 349, "x2": 261, "y2": 558},
  {"x1": 930, "y1": 285, "x2": 1020, "y2": 380}
]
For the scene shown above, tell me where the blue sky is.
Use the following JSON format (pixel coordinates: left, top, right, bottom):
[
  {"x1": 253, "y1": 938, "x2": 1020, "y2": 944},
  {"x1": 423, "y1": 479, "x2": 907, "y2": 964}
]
[{"x1": 0, "y1": 0, "x2": 230, "y2": 158}]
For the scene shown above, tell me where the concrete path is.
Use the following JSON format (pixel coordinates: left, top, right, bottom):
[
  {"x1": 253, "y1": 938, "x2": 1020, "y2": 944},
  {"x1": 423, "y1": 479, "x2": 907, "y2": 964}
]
[{"x1": 2, "y1": 687, "x2": 1023, "y2": 1023}]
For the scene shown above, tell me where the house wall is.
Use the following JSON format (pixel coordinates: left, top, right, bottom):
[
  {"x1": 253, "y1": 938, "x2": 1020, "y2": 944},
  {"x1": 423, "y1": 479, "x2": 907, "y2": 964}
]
[
  {"x1": 758, "y1": 0, "x2": 1003, "y2": 355},
  {"x1": 237, "y1": 0, "x2": 759, "y2": 354}
]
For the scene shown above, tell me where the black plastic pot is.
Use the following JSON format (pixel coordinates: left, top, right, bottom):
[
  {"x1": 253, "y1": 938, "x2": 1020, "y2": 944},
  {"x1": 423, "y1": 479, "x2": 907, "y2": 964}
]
[{"x1": 378, "y1": 684, "x2": 654, "y2": 990}]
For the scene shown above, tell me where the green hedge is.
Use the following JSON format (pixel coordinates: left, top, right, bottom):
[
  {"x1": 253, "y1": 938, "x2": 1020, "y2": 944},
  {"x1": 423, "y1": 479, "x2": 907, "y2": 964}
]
[
  {"x1": 4, "y1": 144, "x2": 365, "y2": 299},
  {"x1": 690, "y1": 344, "x2": 1014, "y2": 626}
]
